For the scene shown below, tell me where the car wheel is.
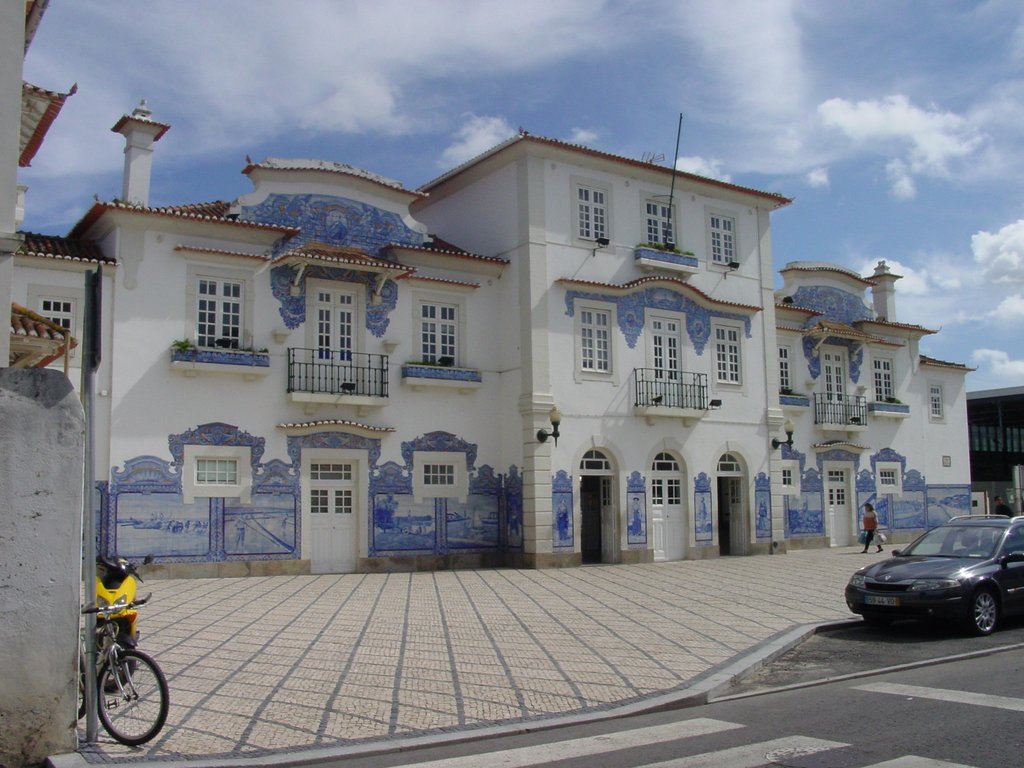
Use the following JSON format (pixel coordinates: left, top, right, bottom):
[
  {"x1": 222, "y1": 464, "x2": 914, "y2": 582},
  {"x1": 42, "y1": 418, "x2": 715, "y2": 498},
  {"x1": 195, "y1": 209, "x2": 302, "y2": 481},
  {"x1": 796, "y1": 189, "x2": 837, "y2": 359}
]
[{"x1": 966, "y1": 588, "x2": 999, "y2": 635}]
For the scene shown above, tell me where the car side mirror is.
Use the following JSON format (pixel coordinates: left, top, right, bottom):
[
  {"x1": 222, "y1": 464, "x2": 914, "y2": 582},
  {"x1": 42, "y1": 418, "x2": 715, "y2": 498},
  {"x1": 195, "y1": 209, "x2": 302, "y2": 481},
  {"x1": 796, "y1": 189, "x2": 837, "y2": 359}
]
[{"x1": 1000, "y1": 551, "x2": 1024, "y2": 567}]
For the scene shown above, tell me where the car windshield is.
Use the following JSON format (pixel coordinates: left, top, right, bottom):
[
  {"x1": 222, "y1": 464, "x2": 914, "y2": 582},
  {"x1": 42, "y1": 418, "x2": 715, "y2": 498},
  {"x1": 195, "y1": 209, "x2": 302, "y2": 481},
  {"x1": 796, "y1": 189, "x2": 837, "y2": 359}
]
[{"x1": 903, "y1": 524, "x2": 1004, "y2": 559}]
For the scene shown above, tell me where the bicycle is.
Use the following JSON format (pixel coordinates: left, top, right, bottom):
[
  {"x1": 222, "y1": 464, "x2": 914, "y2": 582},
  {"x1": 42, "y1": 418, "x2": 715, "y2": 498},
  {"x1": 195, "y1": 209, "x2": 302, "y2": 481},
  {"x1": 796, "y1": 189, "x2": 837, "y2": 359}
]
[{"x1": 80, "y1": 592, "x2": 169, "y2": 745}]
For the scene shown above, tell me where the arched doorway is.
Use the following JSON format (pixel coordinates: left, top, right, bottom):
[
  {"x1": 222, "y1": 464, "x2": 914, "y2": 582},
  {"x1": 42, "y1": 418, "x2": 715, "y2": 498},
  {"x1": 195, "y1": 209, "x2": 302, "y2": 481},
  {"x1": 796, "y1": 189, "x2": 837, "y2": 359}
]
[
  {"x1": 651, "y1": 451, "x2": 685, "y2": 561},
  {"x1": 580, "y1": 449, "x2": 616, "y2": 564},
  {"x1": 716, "y1": 452, "x2": 746, "y2": 556}
]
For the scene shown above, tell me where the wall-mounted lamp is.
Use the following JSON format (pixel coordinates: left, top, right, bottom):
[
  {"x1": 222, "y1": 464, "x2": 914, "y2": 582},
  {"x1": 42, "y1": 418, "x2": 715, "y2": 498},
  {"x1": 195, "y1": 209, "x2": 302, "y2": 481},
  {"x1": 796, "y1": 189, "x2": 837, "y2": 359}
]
[
  {"x1": 772, "y1": 418, "x2": 795, "y2": 450},
  {"x1": 708, "y1": 398, "x2": 723, "y2": 409},
  {"x1": 591, "y1": 236, "x2": 610, "y2": 256},
  {"x1": 727, "y1": 260, "x2": 740, "y2": 269},
  {"x1": 537, "y1": 405, "x2": 562, "y2": 445}
]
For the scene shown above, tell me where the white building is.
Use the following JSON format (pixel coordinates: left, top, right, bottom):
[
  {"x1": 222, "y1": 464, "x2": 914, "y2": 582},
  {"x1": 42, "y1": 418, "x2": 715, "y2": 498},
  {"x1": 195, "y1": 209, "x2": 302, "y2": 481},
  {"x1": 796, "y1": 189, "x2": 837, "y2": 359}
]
[{"x1": 9, "y1": 111, "x2": 972, "y2": 576}]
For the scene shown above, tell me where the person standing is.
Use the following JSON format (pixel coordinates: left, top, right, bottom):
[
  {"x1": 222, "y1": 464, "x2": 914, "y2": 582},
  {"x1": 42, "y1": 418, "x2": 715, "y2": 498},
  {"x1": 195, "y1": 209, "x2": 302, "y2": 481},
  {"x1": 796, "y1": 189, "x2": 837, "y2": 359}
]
[
  {"x1": 994, "y1": 496, "x2": 1013, "y2": 517},
  {"x1": 861, "y1": 502, "x2": 882, "y2": 553}
]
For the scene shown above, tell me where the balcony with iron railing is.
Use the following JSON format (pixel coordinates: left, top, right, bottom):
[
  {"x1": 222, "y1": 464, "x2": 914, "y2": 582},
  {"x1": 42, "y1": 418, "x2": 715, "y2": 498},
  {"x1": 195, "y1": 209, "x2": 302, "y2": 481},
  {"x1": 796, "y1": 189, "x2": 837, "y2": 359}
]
[
  {"x1": 813, "y1": 392, "x2": 868, "y2": 431},
  {"x1": 287, "y1": 348, "x2": 388, "y2": 410},
  {"x1": 633, "y1": 368, "x2": 709, "y2": 423}
]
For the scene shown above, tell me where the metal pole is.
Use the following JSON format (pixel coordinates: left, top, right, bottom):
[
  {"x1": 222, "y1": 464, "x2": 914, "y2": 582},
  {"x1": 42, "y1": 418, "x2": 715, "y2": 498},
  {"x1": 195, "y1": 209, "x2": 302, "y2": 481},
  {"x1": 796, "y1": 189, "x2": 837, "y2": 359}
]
[
  {"x1": 81, "y1": 268, "x2": 101, "y2": 742},
  {"x1": 666, "y1": 113, "x2": 683, "y2": 247}
]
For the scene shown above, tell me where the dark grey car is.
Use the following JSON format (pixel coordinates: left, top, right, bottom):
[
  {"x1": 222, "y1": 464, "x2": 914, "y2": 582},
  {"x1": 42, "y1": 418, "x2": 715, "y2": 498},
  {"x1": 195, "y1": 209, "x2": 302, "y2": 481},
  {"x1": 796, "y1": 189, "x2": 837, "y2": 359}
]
[{"x1": 845, "y1": 515, "x2": 1024, "y2": 635}]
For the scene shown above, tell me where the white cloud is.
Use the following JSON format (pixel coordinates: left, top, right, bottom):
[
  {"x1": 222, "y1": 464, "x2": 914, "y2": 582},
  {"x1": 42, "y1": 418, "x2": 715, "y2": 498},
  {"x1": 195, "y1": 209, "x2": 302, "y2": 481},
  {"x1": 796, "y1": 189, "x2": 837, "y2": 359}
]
[
  {"x1": 990, "y1": 294, "x2": 1024, "y2": 322},
  {"x1": 806, "y1": 167, "x2": 829, "y2": 188},
  {"x1": 568, "y1": 128, "x2": 599, "y2": 145},
  {"x1": 818, "y1": 95, "x2": 987, "y2": 197},
  {"x1": 676, "y1": 156, "x2": 732, "y2": 182},
  {"x1": 885, "y1": 159, "x2": 917, "y2": 200},
  {"x1": 971, "y1": 219, "x2": 1024, "y2": 284},
  {"x1": 439, "y1": 115, "x2": 517, "y2": 168},
  {"x1": 971, "y1": 349, "x2": 1024, "y2": 381}
]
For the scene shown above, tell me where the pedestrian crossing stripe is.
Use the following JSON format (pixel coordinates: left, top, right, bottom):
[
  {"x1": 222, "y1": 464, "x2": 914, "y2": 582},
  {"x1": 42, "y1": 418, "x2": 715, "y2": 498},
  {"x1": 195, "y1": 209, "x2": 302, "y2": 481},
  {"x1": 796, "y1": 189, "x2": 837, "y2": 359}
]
[
  {"x1": 390, "y1": 718, "x2": 743, "y2": 768},
  {"x1": 639, "y1": 735, "x2": 846, "y2": 768},
  {"x1": 855, "y1": 682, "x2": 1024, "y2": 713}
]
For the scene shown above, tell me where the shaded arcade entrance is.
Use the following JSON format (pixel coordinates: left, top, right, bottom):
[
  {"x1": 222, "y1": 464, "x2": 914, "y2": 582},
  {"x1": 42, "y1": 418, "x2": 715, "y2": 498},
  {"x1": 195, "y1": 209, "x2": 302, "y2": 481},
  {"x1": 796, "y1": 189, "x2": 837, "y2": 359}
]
[{"x1": 580, "y1": 449, "x2": 616, "y2": 564}]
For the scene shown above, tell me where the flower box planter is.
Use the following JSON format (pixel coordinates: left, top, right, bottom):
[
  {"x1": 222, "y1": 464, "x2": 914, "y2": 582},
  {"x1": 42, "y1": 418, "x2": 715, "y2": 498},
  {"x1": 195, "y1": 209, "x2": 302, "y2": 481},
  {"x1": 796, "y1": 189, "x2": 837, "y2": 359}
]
[
  {"x1": 634, "y1": 246, "x2": 699, "y2": 275},
  {"x1": 401, "y1": 364, "x2": 482, "y2": 392},
  {"x1": 868, "y1": 401, "x2": 910, "y2": 419},
  {"x1": 170, "y1": 348, "x2": 271, "y2": 380}
]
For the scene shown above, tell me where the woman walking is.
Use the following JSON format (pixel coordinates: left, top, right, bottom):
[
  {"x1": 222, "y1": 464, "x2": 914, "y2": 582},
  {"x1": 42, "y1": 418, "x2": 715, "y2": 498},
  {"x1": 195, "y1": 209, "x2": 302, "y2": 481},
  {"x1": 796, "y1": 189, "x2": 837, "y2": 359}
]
[{"x1": 861, "y1": 502, "x2": 882, "y2": 553}]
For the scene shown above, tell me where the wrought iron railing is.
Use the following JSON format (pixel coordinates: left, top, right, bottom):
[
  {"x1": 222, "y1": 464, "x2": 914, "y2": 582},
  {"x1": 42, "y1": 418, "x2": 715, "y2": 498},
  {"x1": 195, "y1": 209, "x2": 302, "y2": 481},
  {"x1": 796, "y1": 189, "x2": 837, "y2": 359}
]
[
  {"x1": 633, "y1": 368, "x2": 708, "y2": 410},
  {"x1": 813, "y1": 393, "x2": 867, "y2": 426},
  {"x1": 287, "y1": 348, "x2": 388, "y2": 397}
]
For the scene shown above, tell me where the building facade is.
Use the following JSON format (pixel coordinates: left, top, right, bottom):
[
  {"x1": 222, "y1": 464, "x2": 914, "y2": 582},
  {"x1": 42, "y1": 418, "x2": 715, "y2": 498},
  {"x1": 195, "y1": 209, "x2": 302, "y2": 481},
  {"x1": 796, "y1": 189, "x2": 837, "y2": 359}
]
[{"x1": 10, "y1": 110, "x2": 973, "y2": 577}]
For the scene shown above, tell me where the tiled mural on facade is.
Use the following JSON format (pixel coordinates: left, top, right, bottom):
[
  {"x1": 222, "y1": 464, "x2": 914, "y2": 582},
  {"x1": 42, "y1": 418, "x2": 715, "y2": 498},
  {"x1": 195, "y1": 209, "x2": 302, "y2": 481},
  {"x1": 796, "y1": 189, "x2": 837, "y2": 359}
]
[
  {"x1": 107, "y1": 423, "x2": 299, "y2": 563},
  {"x1": 755, "y1": 472, "x2": 771, "y2": 540},
  {"x1": 694, "y1": 472, "x2": 713, "y2": 543},
  {"x1": 626, "y1": 471, "x2": 647, "y2": 546},
  {"x1": 243, "y1": 192, "x2": 423, "y2": 254},
  {"x1": 552, "y1": 470, "x2": 574, "y2": 549}
]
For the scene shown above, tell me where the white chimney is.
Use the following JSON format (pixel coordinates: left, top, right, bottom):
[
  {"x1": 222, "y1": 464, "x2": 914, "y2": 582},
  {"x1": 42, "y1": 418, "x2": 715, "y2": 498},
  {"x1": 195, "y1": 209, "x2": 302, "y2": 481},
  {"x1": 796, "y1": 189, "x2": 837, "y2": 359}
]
[
  {"x1": 111, "y1": 100, "x2": 170, "y2": 206},
  {"x1": 870, "y1": 260, "x2": 901, "y2": 322}
]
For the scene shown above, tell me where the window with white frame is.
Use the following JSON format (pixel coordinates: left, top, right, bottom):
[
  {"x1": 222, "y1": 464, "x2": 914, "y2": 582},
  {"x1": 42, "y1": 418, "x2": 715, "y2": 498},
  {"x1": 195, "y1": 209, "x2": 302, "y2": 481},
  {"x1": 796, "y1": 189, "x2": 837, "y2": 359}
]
[
  {"x1": 873, "y1": 357, "x2": 894, "y2": 400},
  {"x1": 309, "y1": 462, "x2": 354, "y2": 515},
  {"x1": 578, "y1": 304, "x2": 613, "y2": 374},
  {"x1": 28, "y1": 284, "x2": 83, "y2": 362},
  {"x1": 185, "y1": 264, "x2": 254, "y2": 351},
  {"x1": 781, "y1": 466, "x2": 796, "y2": 490},
  {"x1": 195, "y1": 457, "x2": 239, "y2": 486},
  {"x1": 708, "y1": 212, "x2": 737, "y2": 266},
  {"x1": 779, "y1": 345, "x2": 792, "y2": 391},
  {"x1": 197, "y1": 277, "x2": 243, "y2": 348},
  {"x1": 644, "y1": 198, "x2": 674, "y2": 246},
  {"x1": 419, "y1": 301, "x2": 458, "y2": 364},
  {"x1": 182, "y1": 444, "x2": 252, "y2": 503},
  {"x1": 876, "y1": 462, "x2": 903, "y2": 495},
  {"x1": 576, "y1": 183, "x2": 608, "y2": 242},
  {"x1": 929, "y1": 383, "x2": 945, "y2": 420},
  {"x1": 412, "y1": 451, "x2": 467, "y2": 502},
  {"x1": 714, "y1": 323, "x2": 742, "y2": 384}
]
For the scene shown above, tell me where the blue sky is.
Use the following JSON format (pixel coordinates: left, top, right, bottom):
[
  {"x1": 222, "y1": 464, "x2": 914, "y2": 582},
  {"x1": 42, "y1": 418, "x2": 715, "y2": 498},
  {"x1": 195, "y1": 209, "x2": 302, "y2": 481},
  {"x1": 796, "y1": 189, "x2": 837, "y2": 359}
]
[{"x1": 18, "y1": 1, "x2": 1024, "y2": 392}]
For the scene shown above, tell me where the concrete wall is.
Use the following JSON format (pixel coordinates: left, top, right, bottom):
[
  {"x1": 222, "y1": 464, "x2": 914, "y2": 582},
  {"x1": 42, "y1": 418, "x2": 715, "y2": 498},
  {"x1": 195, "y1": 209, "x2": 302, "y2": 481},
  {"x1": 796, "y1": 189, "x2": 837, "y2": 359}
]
[{"x1": 0, "y1": 369, "x2": 85, "y2": 767}]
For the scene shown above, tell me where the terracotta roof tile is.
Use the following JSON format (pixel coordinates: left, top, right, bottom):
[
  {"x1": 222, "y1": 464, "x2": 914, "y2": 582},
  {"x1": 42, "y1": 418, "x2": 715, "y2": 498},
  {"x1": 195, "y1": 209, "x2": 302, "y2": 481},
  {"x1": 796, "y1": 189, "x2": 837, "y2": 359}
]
[{"x1": 18, "y1": 231, "x2": 112, "y2": 264}]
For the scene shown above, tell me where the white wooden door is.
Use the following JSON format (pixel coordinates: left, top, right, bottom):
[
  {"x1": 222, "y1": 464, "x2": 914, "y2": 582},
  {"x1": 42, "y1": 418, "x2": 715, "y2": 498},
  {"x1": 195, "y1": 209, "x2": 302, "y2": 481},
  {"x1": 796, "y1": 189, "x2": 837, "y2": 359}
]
[
  {"x1": 651, "y1": 452, "x2": 684, "y2": 561},
  {"x1": 314, "y1": 287, "x2": 355, "y2": 359},
  {"x1": 600, "y1": 476, "x2": 616, "y2": 564},
  {"x1": 309, "y1": 461, "x2": 357, "y2": 573},
  {"x1": 827, "y1": 468, "x2": 851, "y2": 546}
]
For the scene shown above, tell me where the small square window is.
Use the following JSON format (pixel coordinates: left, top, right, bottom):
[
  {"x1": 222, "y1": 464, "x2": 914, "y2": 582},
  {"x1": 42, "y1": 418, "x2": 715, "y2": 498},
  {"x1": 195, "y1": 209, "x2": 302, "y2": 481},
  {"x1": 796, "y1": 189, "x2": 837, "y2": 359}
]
[
  {"x1": 195, "y1": 458, "x2": 238, "y2": 486},
  {"x1": 423, "y1": 464, "x2": 455, "y2": 486}
]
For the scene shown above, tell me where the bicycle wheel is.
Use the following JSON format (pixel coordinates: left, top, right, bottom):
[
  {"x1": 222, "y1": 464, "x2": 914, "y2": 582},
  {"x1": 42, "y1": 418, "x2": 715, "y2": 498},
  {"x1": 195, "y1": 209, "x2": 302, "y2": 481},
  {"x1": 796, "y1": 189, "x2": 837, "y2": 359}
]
[{"x1": 96, "y1": 649, "x2": 169, "y2": 746}]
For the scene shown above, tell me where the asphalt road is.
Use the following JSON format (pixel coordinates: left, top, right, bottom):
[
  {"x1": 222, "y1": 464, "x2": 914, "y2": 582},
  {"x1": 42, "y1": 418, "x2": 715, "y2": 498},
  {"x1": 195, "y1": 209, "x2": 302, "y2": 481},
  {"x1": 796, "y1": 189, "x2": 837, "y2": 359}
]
[{"x1": 719, "y1": 613, "x2": 1024, "y2": 699}]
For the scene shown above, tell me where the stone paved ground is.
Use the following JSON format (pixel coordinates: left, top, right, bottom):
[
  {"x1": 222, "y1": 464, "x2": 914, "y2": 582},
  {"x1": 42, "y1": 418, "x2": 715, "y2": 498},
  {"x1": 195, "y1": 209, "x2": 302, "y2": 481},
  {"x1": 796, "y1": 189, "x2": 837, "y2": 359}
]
[{"x1": 73, "y1": 547, "x2": 873, "y2": 764}]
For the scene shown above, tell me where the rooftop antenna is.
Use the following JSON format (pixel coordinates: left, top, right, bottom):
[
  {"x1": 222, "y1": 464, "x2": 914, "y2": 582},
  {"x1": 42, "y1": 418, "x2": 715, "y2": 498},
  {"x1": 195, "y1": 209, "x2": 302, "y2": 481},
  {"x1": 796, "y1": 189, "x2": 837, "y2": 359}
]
[
  {"x1": 641, "y1": 151, "x2": 665, "y2": 164},
  {"x1": 666, "y1": 113, "x2": 683, "y2": 248}
]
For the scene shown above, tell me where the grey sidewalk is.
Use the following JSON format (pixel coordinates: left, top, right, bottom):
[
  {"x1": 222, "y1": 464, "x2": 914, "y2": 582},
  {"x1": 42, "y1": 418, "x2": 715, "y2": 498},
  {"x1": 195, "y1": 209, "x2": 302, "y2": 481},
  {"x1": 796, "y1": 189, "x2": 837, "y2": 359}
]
[{"x1": 63, "y1": 546, "x2": 875, "y2": 766}]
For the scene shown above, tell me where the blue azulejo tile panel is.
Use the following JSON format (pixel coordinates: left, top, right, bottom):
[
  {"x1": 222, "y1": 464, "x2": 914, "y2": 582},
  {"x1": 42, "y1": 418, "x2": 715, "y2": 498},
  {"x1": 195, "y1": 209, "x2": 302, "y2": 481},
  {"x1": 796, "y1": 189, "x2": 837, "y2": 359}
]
[
  {"x1": 552, "y1": 469, "x2": 574, "y2": 549},
  {"x1": 223, "y1": 495, "x2": 296, "y2": 556},
  {"x1": 114, "y1": 493, "x2": 212, "y2": 558},
  {"x1": 446, "y1": 494, "x2": 500, "y2": 550},
  {"x1": 694, "y1": 472, "x2": 712, "y2": 543},
  {"x1": 372, "y1": 494, "x2": 436, "y2": 552},
  {"x1": 244, "y1": 193, "x2": 423, "y2": 254},
  {"x1": 926, "y1": 485, "x2": 971, "y2": 527},
  {"x1": 626, "y1": 471, "x2": 646, "y2": 547},
  {"x1": 754, "y1": 472, "x2": 771, "y2": 540},
  {"x1": 505, "y1": 466, "x2": 523, "y2": 550}
]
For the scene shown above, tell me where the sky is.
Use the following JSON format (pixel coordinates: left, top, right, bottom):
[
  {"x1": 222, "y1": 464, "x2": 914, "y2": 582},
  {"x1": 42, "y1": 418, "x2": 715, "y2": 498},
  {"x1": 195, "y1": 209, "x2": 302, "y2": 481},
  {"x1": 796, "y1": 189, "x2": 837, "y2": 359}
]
[{"x1": 18, "y1": 1, "x2": 1024, "y2": 393}]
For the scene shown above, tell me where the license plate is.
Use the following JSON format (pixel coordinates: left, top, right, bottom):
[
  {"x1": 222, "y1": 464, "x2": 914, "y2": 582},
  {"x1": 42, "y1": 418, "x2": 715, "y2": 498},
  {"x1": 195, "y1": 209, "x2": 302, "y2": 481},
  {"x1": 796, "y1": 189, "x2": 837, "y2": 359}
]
[{"x1": 865, "y1": 594, "x2": 900, "y2": 607}]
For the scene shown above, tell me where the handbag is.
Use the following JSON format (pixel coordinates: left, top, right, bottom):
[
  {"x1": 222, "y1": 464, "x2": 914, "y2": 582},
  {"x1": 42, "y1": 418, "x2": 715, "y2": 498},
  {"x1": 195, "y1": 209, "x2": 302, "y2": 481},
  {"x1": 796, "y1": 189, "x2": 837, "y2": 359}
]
[
  {"x1": 878, "y1": 532, "x2": 887, "y2": 543},
  {"x1": 858, "y1": 530, "x2": 868, "y2": 545}
]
